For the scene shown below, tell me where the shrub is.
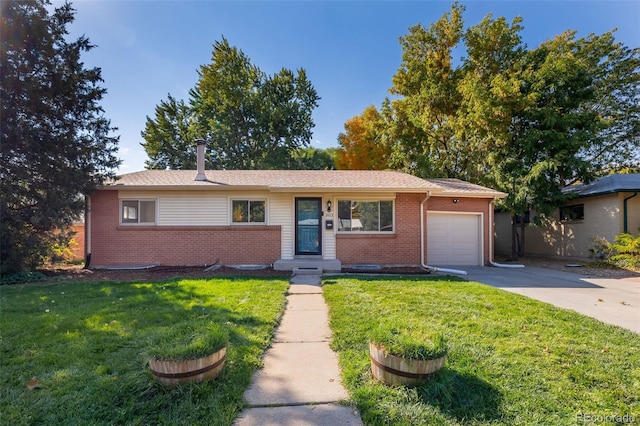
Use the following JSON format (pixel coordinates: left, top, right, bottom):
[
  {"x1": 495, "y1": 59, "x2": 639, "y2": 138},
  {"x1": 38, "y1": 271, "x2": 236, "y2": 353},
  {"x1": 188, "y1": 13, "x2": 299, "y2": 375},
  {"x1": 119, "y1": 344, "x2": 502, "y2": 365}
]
[
  {"x1": 0, "y1": 270, "x2": 48, "y2": 286},
  {"x1": 590, "y1": 233, "x2": 640, "y2": 270},
  {"x1": 51, "y1": 238, "x2": 80, "y2": 264},
  {"x1": 608, "y1": 233, "x2": 640, "y2": 269}
]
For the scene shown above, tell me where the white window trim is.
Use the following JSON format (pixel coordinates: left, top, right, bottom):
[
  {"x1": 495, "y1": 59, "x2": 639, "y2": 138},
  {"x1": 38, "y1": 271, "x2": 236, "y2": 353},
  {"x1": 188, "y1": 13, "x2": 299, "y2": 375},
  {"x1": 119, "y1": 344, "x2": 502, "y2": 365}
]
[
  {"x1": 229, "y1": 198, "x2": 268, "y2": 225},
  {"x1": 336, "y1": 198, "x2": 395, "y2": 234},
  {"x1": 119, "y1": 198, "x2": 158, "y2": 226}
]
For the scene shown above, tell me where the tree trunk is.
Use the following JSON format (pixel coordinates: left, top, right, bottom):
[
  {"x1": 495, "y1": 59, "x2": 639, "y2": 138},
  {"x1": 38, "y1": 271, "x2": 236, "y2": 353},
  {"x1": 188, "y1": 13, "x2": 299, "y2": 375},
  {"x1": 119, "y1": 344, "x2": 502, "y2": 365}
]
[{"x1": 510, "y1": 214, "x2": 526, "y2": 259}]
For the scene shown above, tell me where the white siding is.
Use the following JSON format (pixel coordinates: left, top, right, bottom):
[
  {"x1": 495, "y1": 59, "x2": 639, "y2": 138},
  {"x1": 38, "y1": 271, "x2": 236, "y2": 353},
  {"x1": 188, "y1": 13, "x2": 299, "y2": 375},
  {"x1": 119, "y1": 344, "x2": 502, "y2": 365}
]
[
  {"x1": 119, "y1": 190, "x2": 277, "y2": 227},
  {"x1": 427, "y1": 213, "x2": 482, "y2": 265},
  {"x1": 158, "y1": 196, "x2": 227, "y2": 226},
  {"x1": 269, "y1": 193, "x2": 293, "y2": 259},
  {"x1": 323, "y1": 195, "x2": 337, "y2": 259}
]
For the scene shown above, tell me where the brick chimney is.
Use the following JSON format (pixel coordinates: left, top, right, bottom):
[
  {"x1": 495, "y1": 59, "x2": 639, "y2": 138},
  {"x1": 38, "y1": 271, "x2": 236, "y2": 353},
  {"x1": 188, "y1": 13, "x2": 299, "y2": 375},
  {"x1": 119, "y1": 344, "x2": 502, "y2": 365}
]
[{"x1": 195, "y1": 139, "x2": 206, "y2": 181}]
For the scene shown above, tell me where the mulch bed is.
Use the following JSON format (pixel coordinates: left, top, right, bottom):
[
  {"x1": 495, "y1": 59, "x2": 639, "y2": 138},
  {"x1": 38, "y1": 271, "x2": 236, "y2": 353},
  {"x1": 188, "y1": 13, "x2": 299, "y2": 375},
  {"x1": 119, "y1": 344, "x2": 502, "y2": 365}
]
[
  {"x1": 32, "y1": 257, "x2": 638, "y2": 285},
  {"x1": 37, "y1": 264, "x2": 430, "y2": 284}
]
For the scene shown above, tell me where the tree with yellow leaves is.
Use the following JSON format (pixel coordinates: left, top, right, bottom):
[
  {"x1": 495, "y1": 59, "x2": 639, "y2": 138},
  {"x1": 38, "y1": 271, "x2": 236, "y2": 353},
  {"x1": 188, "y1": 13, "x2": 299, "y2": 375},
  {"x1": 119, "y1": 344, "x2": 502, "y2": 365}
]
[{"x1": 336, "y1": 104, "x2": 392, "y2": 170}]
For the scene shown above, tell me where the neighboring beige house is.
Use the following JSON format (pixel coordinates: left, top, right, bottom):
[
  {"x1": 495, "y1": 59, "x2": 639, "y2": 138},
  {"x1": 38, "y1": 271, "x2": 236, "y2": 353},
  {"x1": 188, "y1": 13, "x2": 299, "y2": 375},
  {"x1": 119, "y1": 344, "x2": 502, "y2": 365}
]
[{"x1": 495, "y1": 174, "x2": 640, "y2": 260}]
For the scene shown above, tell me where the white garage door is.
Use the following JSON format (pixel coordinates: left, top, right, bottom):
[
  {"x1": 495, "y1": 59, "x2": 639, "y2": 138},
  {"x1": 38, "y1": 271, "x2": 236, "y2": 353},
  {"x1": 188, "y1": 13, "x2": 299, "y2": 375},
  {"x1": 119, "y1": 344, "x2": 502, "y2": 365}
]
[{"x1": 427, "y1": 213, "x2": 481, "y2": 265}]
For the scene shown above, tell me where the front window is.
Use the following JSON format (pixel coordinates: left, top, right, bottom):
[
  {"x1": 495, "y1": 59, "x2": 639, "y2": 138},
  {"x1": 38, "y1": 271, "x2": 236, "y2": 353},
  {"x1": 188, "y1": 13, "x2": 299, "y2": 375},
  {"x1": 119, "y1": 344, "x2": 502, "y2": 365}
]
[
  {"x1": 560, "y1": 204, "x2": 584, "y2": 222},
  {"x1": 232, "y1": 200, "x2": 266, "y2": 224},
  {"x1": 121, "y1": 200, "x2": 156, "y2": 224},
  {"x1": 338, "y1": 200, "x2": 393, "y2": 232}
]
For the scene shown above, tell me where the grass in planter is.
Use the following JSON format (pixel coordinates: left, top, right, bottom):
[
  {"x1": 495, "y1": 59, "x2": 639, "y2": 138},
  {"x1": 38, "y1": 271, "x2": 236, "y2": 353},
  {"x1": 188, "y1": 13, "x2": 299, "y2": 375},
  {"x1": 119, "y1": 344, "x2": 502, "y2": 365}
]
[
  {"x1": 323, "y1": 275, "x2": 640, "y2": 426},
  {"x1": 0, "y1": 276, "x2": 288, "y2": 425},
  {"x1": 147, "y1": 321, "x2": 229, "y2": 361},
  {"x1": 370, "y1": 322, "x2": 447, "y2": 360}
]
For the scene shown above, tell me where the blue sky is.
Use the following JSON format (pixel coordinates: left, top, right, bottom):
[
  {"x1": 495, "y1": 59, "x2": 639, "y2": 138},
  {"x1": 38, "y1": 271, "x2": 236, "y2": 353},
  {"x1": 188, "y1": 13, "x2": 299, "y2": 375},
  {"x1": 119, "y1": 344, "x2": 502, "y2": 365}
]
[{"x1": 56, "y1": 1, "x2": 639, "y2": 174}]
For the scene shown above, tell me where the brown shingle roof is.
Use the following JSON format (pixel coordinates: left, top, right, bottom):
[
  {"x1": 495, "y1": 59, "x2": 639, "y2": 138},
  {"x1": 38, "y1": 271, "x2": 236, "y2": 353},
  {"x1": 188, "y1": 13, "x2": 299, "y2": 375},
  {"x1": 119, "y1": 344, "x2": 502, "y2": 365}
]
[
  {"x1": 105, "y1": 170, "x2": 505, "y2": 197},
  {"x1": 424, "y1": 178, "x2": 506, "y2": 197}
]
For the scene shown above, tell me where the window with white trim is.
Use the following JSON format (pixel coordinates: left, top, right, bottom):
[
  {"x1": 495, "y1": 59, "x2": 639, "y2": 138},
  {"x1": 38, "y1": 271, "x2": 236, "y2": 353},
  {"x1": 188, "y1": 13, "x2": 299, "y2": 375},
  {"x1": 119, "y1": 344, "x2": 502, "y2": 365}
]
[
  {"x1": 121, "y1": 200, "x2": 156, "y2": 224},
  {"x1": 337, "y1": 200, "x2": 394, "y2": 232},
  {"x1": 232, "y1": 200, "x2": 266, "y2": 224}
]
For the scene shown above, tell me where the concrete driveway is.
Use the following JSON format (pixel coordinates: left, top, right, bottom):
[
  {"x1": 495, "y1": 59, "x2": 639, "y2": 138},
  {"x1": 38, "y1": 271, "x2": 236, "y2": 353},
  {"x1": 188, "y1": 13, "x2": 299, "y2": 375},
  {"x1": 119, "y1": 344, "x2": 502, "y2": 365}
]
[{"x1": 455, "y1": 265, "x2": 639, "y2": 334}]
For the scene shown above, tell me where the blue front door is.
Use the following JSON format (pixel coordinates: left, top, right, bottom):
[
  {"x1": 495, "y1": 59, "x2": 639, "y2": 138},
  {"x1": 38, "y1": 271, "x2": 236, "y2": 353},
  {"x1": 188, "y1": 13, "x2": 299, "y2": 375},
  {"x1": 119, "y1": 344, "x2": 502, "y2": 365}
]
[{"x1": 295, "y1": 198, "x2": 322, "y2": 255}]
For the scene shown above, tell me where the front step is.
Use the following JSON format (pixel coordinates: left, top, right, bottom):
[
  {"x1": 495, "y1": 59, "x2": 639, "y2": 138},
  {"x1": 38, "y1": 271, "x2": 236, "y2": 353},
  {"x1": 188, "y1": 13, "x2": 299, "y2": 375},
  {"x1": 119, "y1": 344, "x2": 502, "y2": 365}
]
[
  {"x1": 292, "y1": 266, "x2": 322, "y2": 275},
  {"x1": 273, "y1": 258, "x2": 342, "y2": 273}
]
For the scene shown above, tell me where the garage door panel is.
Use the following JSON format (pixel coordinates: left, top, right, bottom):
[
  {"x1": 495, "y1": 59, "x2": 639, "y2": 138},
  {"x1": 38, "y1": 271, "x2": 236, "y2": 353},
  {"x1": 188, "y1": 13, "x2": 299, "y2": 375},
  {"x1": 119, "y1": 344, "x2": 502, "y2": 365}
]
[{"x1": 427, "y1": 213, "x2": 481, "y2": 265}]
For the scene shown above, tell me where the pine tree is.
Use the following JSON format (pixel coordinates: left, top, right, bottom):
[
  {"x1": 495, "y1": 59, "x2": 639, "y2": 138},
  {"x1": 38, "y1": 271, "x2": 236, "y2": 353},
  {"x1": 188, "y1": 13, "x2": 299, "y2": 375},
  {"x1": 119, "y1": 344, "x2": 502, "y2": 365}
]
[{"x1": 1, "y1": 0, "x2": 120, "y2": 274}]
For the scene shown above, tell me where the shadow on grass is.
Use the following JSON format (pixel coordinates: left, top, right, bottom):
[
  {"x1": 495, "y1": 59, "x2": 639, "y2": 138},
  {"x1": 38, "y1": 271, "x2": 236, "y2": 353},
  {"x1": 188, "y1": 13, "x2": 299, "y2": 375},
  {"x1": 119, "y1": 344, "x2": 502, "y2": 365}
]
[
  {"x1": 417, "y1": 368, "x2": 503, "y2": 423},
  {"x1": 0, "y1": 275, "x2": 289, "y2": 425}
]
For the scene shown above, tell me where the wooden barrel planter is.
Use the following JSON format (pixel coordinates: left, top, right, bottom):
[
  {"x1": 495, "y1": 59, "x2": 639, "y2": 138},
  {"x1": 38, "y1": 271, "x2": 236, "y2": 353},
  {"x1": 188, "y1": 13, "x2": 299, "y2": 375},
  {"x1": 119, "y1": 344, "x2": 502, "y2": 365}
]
[
  {"x1": 149, "y1": 346, "x2": 226, "y2": 387},
  {"x1": 370, "y1": 342, "x2": 446, "y2": 387}
]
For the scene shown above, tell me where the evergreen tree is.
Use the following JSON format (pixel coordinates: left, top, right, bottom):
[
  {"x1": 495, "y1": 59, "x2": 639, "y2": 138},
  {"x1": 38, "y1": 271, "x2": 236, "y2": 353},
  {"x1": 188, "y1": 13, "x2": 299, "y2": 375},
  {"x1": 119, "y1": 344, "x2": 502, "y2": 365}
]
[{"x1": 0, "y1": 0, "x2": 120, "y2": 274}]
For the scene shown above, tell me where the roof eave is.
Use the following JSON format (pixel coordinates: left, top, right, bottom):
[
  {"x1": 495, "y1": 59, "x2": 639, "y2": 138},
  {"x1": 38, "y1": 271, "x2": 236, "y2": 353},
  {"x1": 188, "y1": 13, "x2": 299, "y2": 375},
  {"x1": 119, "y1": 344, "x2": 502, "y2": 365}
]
[
  {"x1": 564, "y1": 188, "x2": 640, "y2": 198},
  {"x1": 267, "y1": 187, "x2": 436, "y2": 193},
  {"x1": 102, "y1": 185, "x2": 438, "y2": 193},
  {"x1": 433, "y1": 191, "x2": 507, "y2": 198},
  {"x1": 102, "y1": 184, "x2": 269, "y2": 191}
]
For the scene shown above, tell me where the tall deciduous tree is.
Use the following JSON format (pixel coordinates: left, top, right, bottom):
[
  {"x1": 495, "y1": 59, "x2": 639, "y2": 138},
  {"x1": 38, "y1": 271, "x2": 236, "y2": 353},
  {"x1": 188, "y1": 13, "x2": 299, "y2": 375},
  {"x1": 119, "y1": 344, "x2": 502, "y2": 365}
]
[
  {"x1": 342, "y1": 2, "x2": 639, "y2": 257},
  {"x1": 142, "y1": 37, "x2": 320, "y2": 170},
  {"x1": 141, "y1": 94, "x2": 196, "y2": 169},
  {"x1": 389, "y1": 3, "x2": 465, "y2": 178},
  {"x1": 336, "y1": 104, "x2": 392, "y2": 170},
  {"x1": 292, "y1": 147, "x2": 337, "y2": 170},
  {"x1": 0, "y1": 0, "x2": 120, "y2": 274},
  {"x1": 576, "y1": 32, "x2": 640, "y2": 172},
  {"x1": 495, "y1": 32, "x2": 602, "y2": 219}
]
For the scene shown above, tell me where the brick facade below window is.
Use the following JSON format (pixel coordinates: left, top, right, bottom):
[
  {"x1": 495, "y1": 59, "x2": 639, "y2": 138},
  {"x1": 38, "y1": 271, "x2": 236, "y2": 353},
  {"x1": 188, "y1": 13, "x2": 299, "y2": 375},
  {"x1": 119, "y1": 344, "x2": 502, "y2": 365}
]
[
  {"x1": 89, "y1": 191, "x2": 280, "y2": 267},
  {"x1": 336, "y1": 193, "x2": 424, "y2": 265}
]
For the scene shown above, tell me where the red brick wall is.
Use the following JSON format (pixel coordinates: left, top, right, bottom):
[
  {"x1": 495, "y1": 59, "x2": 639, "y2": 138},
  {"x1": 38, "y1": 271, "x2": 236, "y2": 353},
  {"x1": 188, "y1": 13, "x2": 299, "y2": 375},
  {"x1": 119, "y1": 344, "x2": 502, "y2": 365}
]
[
  {"x1": 426, "y1": 196, "x2": 493, "y2": 263},
  {"x1": 336, "y1": 193, "x2": 424, "y2": 265},
  {"x1": 70, "y1": 224, "x2": 85, "y2": 261},
  {"x1": 89, "y1": 191, "x2": 281, "y2": 267},
  {"x1": 89, "y1": 190, "x2": 493, "y2": 267},
  {"x1": 336, "y1": 194, "x2": 494, "y2": 266}
]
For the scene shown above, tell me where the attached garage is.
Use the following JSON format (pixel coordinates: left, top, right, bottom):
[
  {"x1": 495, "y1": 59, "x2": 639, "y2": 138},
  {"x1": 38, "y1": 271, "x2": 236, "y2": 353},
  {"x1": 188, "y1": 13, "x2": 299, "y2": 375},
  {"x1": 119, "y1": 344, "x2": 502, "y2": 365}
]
[{"x1": 427, "y1": 212, "x2": 483, "y2": 266}]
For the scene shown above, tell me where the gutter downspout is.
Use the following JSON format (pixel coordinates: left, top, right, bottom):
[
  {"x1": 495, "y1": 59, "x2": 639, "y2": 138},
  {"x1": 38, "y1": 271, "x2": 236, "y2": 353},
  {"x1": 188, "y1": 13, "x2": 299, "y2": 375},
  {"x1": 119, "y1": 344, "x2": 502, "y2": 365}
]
[
  {"x1": 489, "y1": 198, "x2": 524, "y2": 268},
  {"x1": 623, "y1": 192, "x2": 638, "y2": 234},
  {"x1": 83, "y1": 195, "x2": 92, "y2": 269},
  {"x1": 420, "y1": 192, "x2": 468, "y2": 275}
]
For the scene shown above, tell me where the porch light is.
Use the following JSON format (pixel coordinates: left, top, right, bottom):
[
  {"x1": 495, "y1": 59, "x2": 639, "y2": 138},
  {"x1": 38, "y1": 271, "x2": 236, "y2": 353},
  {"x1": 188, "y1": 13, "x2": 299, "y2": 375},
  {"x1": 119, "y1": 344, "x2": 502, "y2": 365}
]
[
  {"x1": 326, "y1": 200, "x2": 332, "y2": 212},
  {"x1": 453, "y1": 199, "x2": 459, "y2": 204}
]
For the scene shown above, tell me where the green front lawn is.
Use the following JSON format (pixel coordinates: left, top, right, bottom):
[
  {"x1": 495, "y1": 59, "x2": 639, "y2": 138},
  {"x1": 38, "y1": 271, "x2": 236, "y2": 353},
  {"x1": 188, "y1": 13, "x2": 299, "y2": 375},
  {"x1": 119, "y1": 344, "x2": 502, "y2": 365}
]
[
  {"x1": 0, "y1": 277, "x2": 289, "y2": 425},
  {"x1": 323, "y1": 276, "x2": 640, "y2": 425}
]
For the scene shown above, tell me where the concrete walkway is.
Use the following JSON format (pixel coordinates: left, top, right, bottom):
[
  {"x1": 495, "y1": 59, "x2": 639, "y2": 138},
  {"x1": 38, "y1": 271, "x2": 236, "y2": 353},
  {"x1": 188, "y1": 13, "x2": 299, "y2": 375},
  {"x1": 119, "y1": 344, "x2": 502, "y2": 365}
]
[
  {"x1": 234, "y1": 274, "x2": 363, "y2": 426},
  {"x1": 461, "y1": 266, "x2": 640, "y2": 334}
]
